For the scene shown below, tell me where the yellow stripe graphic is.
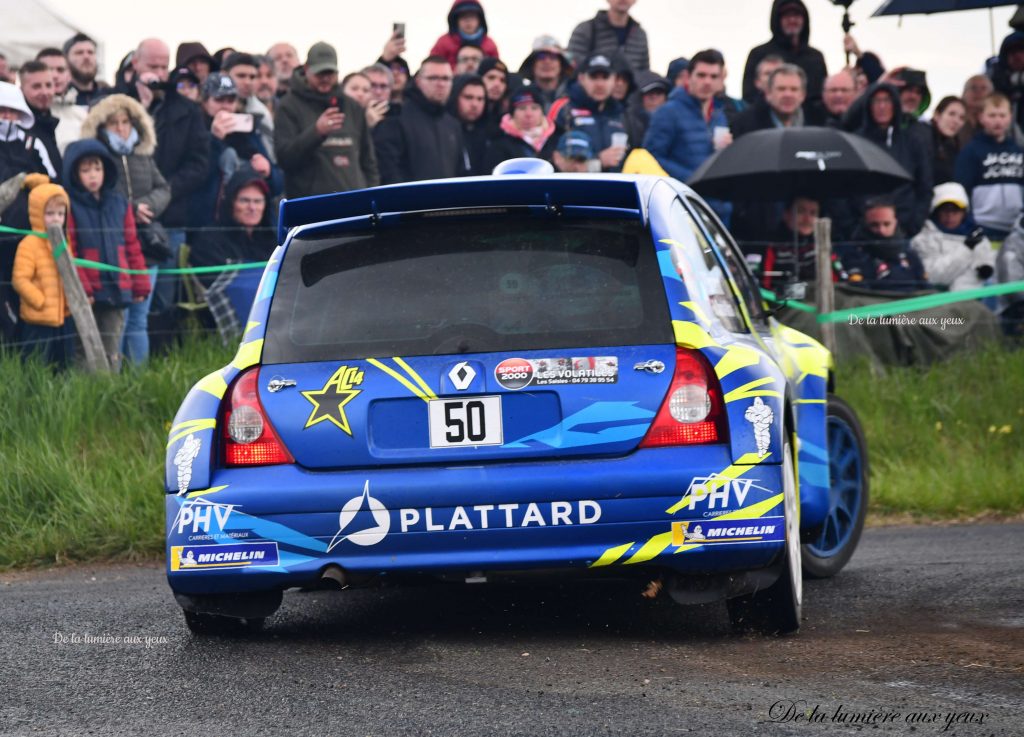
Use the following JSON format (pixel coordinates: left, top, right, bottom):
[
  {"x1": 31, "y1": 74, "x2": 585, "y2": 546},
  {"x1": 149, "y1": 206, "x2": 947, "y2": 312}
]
[
  {"x1": 393, "y1": 357, "x2": 437, "y2": 399},
  {"x1": 723, "y1": 376, "x2": 782, "y2": 403},
  {"x1": 168, "y1": 419, "x2": 216, "y2": 446},
  {"x1": 232, "y1": 339, "x2": 264, "y2": 370},
  {"x1": 714, "y1": 345, "x2": 760, "y2": 379},
  {"x1": 589, "y1": 542, "x2": 634, "y2": 568},
  {"x1": 623, "y1": 531, "x2": 675, "y2": 565},
  {"x1": 185, "y1": 485, "x2": 229, "y2": 500},
  {"x1": 673, "y1": 320, "x2": 719, "y2": 349},
  {"x1": 368, "y1": 358, "x2": 432, "y2": 402}
]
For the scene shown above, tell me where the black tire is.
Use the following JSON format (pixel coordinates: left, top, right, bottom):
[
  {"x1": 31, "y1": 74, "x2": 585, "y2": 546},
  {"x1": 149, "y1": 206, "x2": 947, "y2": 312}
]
[
  {"x1": 183, "y1": 610, "x2": 265, "y2": 636},
  {"x1": 801, "y1": 394, "x2": 869, "y2": 579},
  {"x1": 727, "y1": 437, "x2": 802, "y2": 635}
]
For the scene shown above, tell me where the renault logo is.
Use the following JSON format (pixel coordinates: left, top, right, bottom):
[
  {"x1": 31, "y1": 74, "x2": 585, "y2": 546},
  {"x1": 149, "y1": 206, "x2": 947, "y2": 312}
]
[{"x1": 448, "y1": 361, "x2": 476, "y2": 391}]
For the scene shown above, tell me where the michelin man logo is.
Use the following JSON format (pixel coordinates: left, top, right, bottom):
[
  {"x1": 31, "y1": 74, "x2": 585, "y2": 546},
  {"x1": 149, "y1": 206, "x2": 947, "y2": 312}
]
[
  {"x1": 744, "y1": 397, "x2": 774, "y2": 457},
  {"x1": 327, "y1": 481, "x2": 390, "y2": 551},
  {"x1": 174, "y1": 434, "x2": 202, "y2": 495}
]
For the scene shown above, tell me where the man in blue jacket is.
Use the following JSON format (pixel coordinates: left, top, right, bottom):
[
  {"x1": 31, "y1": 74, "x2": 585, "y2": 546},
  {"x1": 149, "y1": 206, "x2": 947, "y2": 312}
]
[{"x1": 643, "y1": 49, "x2": 732, "y2": 221}]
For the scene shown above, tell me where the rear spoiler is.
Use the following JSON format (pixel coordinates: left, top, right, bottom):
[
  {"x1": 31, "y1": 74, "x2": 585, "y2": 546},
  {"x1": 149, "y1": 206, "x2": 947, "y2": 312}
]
[{"x1": 277, "y1": 176, "x2": 647, "y2": 244}]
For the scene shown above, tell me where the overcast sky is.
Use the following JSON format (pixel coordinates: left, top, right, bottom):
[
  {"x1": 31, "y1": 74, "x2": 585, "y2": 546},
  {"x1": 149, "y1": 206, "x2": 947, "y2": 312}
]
[{"x1": 44, "y1": 0, "x2": 1016, "y2": 109}]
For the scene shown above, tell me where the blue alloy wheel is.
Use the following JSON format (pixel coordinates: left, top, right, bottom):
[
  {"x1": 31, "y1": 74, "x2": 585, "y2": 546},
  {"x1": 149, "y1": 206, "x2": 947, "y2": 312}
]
[{"x1": 801, "y1": 394, "x2": 869, "y2": 579}]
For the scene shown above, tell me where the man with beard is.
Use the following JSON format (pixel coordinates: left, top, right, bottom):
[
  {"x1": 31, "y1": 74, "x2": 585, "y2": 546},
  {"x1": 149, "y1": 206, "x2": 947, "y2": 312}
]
[
  {"x1": 375, "y1": 56, "x2": 464, "y2": 184},
  {"x1": 255, "y1": 56, "x2": 278, "y2": 117},
  {"x1": 18, "y1": 62, "x2": 62, "y2": 180},
  {"x1": 448, "y1": 75, "x2": 488, "y2": 176},
  {"x1": 63, "y1": 33, "x2": 108, "y2": 106},
  {"x1": 741, "y1": 0, "x2": 827, "y2": 104},
  {"x1": 267, "y1": 42, "x2": 300, "y2": 96},
  {"x1": 274, "y1": 42, "x2": 379, "y2": 197},
  {"x1": 838, "y1": 198, "x2": 928, "y2": 291}
]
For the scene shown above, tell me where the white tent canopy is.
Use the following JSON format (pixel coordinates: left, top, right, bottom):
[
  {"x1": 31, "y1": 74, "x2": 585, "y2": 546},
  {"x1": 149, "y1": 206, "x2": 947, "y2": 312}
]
[{"x1": 0, "y1": 0, "x2": 93, "y2": 67}]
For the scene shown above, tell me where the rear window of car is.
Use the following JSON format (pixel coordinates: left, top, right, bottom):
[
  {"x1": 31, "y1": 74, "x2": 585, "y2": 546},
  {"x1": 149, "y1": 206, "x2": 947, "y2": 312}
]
[{"x1": 262, "y1": 216, "x2": 673, "y2": 363}]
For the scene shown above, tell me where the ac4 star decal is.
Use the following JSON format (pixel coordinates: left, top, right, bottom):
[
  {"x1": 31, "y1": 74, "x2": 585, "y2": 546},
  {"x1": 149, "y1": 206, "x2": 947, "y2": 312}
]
[{"x1": 301, "y1": 365, "x2": 365, "y2": 435}]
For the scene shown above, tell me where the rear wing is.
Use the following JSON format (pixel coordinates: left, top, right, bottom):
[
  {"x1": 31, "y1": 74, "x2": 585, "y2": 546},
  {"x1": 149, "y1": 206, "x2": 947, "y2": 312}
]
[{"x1": 277, "y1": 176, "x2": 650, "y2": 244}]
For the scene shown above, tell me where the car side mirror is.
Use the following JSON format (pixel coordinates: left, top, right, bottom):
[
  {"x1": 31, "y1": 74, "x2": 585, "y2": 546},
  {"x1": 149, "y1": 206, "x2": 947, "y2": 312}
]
[{"x1": 777, "y1": 281, "x2": 807, "y2": 302}]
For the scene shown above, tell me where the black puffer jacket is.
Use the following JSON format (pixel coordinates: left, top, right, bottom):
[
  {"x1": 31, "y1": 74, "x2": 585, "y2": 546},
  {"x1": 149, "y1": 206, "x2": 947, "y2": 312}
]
[
  {"x1": 741, "y1": 0, "x2": 828, "y2": 104},
  {"x1": 374, "y1": 84, "x2": 464, "y2": 184}
]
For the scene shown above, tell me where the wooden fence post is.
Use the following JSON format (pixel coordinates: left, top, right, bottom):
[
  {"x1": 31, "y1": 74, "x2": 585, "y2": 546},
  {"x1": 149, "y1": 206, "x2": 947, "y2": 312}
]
[
  {"x1": 814, "y1": 217, "x2": 837, "y2": 356},
  {"x1": 47, "y1": 224, "x2": 110, "y2": 373}
]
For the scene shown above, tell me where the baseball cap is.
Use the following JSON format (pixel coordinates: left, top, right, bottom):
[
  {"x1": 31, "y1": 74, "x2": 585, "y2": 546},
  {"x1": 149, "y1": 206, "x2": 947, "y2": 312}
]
[
  {"x1": 306, "y1": 42, "x2": 339, "y2": 75},
  {"x1": 931, "y1": 182, "x2": 969, "y2": 211},
  {"x1": 557, "y1": 131, "x2": 594, "y2": 160},
  {"x1": 579, "y1": 53, "x2": 613, "y2": 76},
  {"x1": 509, "y1": 85, "x2": 544, "y2": 109},
  {"x1": 636, "y1": 71, "x2": 670, "y2": 95},
  {"x1": 202, "y1": 73, "x2": 237, "y2": 100}
]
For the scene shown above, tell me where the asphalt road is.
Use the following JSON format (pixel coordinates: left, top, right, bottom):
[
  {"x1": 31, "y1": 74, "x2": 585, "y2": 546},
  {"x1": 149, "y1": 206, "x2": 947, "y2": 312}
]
[{"x1": 1, "y1": 523, "x2": 1021, "y2": 736}]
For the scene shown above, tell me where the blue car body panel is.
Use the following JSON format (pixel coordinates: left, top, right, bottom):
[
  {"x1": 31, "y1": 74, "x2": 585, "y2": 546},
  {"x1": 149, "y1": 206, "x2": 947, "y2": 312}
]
[{"x1": 165, "y1": 174, "x2": 833, "y2": 596}]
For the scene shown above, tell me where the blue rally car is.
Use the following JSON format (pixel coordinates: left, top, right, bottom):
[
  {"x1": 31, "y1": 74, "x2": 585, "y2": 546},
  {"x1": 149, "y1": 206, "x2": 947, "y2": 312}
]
[{"x1": 165, "y1": 164, "x2": 868, "y2": 635}]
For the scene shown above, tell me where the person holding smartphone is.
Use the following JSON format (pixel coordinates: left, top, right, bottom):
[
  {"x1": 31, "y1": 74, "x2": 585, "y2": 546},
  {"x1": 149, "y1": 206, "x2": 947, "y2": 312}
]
[
  {"x1": 274, "y1": 42, "x2": 379, "y2": 198},
  {"x1": 189, "y1": 73, "x2": 282, "y2": 233}
]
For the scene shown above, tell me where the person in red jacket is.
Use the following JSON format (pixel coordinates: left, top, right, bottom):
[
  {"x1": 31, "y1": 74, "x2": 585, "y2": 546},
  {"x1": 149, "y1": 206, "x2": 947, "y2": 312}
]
[{"x1": 430, "y1": 1, "x2": 500, "y2": 70}]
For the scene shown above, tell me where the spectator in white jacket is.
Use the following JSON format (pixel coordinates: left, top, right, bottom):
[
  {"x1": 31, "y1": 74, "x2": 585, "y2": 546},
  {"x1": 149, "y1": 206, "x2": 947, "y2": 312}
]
[{"x1": 911, "y1": 182, "x2": 996, "y2": 292}]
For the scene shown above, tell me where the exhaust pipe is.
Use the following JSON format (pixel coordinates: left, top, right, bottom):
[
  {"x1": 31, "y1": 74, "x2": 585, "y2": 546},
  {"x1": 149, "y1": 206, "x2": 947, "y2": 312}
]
[{"x1": 319, "y1": 565, "x2": 347, "y2": 590}]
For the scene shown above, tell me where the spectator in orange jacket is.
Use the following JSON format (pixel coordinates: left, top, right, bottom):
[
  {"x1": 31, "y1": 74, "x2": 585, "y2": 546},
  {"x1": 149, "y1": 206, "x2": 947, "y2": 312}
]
[{"x1": 12, "y1": 179, "x2": 76, "y2": 367}]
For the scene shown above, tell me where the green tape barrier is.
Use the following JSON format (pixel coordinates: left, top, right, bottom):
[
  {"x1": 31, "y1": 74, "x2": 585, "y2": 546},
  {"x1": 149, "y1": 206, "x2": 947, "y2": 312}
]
[
  {"x1": 816, "y1": 280, "x2": 1024, "y2": 323},
  {"x1": 763, "y1": 280, "x2": 1024, "y2": 323},
  {"x1": 1, "y1": 222, "x2": 269, "y2": 275},
  {"x1": 6, "y1": 221, "x2": 1023, "y2": 316},
  {"x1": 70, "y1": 257, "x2": 269, "y2": 275},
  {"x1": 0, "y1": 224, "x2": 48, "y2": 238}
]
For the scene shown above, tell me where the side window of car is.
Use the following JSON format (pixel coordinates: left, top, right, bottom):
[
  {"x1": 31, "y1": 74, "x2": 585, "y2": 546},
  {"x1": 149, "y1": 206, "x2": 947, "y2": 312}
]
[
  {"x1": 686, "y1": 198, "x2": 768, "y2": 326},
  {"x1": 666, "y1": 198, "x2": 746, "y2": 334}
]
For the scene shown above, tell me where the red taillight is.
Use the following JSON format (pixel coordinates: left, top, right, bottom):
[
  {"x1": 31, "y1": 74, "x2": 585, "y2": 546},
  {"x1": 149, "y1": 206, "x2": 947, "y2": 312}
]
[
  {"x1": 640, "y1": 348, "x2": 727, "y2": 448},
  {"x1": 222, "y1": 368, "x2": 294, "y2": 466}
]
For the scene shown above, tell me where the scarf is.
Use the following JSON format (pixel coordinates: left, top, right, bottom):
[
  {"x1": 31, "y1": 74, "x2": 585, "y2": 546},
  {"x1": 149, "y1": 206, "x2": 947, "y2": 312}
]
[
  {"x1": 0, "y1": 120, "x2": 24, "y2": 142},
  {"x1": 459, "y1": 27, "x2": 485, "y2": 43},
  {"x1": 104, "y1": 126, "x2": 139, "y2": 155},
  {"x1": 499, "y1": 113, "x2": 555, "y2": 153}
]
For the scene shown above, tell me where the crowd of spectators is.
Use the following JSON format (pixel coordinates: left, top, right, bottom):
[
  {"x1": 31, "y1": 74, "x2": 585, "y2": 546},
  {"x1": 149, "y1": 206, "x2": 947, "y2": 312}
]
[{"x1": 2, "y1": 0, "x2": 1024, "y2": 369}]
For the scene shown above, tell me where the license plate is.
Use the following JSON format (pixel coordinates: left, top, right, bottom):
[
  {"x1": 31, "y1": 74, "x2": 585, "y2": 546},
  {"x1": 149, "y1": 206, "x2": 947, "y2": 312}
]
[{"x1": 428, "y1": 396, "x2": 503, "y2": 448}]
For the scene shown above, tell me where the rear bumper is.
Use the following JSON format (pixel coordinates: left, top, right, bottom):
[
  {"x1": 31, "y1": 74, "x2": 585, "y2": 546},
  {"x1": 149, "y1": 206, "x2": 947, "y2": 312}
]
[{"x1": 166, "y1": 446, "x2": 787, "y2": 595}]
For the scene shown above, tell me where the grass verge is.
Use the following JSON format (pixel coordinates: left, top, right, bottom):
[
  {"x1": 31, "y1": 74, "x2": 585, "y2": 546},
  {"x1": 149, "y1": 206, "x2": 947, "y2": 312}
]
[
  {"x1": 838, "y1": 343, "x2": 1024, "y2": 520},
  {"x1": 0, "y1": 338, "x2": 1020, "y2": 568}
]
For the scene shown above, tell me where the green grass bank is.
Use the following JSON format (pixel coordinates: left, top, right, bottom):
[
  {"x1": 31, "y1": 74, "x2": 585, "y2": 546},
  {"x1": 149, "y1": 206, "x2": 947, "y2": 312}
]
[{"x1": 1, "y1": 339, "x2": 1021, "y2": 568}]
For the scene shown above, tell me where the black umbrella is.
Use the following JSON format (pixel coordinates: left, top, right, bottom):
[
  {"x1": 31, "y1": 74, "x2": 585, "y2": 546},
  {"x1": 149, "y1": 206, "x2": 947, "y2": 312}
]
[
  {"x1": 687, "y1": 127, "x2": 911, "y2": 202},
  {"x1": 872, "y1": 0, "x2": 1016, "y2": 15}
]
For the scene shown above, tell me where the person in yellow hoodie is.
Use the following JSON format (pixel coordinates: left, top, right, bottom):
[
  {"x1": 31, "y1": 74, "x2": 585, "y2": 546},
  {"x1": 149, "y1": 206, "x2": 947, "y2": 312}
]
[{"x1": 12, "y1": 178, "x2": 75, "y2": 368}]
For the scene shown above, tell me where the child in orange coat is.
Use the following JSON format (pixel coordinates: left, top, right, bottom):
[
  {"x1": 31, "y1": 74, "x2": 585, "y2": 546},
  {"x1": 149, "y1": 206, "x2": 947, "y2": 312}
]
[{"x1": 11, "y1": 179, "x2": 76, "y2": 368}]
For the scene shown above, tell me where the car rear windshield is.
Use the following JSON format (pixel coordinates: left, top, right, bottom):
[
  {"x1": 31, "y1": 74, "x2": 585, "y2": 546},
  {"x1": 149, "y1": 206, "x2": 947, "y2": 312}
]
[{"x1": 262, "y1": 215, "x2": 673, "y2": 363}]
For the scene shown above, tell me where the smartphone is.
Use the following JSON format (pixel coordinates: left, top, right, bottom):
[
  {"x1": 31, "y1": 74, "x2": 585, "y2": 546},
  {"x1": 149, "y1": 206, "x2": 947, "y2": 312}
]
[
  {"x1": 393, "y1": 22, "x2": 405, "y2": 38},
  {"x1": 226, "y1": 113, "x2": 254, "y2": 134}
]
